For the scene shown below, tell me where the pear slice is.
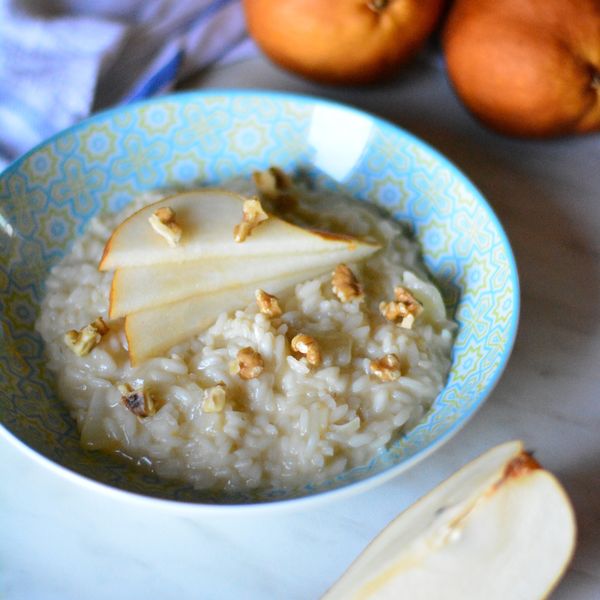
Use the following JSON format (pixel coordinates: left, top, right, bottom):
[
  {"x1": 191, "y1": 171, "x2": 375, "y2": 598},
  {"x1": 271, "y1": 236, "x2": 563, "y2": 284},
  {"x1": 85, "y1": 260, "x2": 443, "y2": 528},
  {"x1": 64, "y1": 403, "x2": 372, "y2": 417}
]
[
  {"x1": 109, "y1": 246, "x2": 376, "y2": 318},
  {"x1": 324, "y1": 441, "x2": 576, "y2": 600},
  {"x1": 99, "y1": 189, "x2": 378, "y2": 271},
  {"x1": 125, "y1": 266, "x2": 331, "y2": 365}
]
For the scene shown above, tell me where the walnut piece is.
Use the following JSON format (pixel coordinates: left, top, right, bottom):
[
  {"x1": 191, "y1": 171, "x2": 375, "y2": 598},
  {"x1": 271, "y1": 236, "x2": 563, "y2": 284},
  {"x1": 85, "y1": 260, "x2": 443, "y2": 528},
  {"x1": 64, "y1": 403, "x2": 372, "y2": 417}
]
[
  {"x1": 369, "y1": 354, "x2": 404, "y2": 382},
  {"x1": 379, "y1": 286, "x2": 423, "y2": 329},
  {"x1": 331, "y1": 264, "x2": 363, "y2": 303},
  {"x1": 202, "y1": 383, "x2": 227, "y2": 413},
  {"x1": 252, "y1": 167, "x2": 297, "y2": 210},
  {"x1": 118, "y1": 383, "x2": 156, "y2": 418},
  {"x1": 291, "y1": 333, "x2": 322, "y2": 367},
  {"x1": 253, "y1": 166, "x2": 292, "y2": 197},
  {"x1": 233, "y1": 197, "x2": 269, "y2": 243},
  {"x1": 64, "y1": 316, "x2": 109, "y2": 356},
  {"x1": 148, "y1": 206, "x2": 182, "y2": 247},
  {"x1": 255, "y1": 289, "x2": 282, "y2": 318},
  {"x1": 233, "y1": 347, "x2": 264, "y2": 380}
]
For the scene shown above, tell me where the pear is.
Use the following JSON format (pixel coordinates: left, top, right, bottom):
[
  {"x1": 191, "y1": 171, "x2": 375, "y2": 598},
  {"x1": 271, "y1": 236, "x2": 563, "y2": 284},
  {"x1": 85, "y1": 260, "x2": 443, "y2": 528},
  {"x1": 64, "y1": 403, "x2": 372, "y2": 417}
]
[
  {"x1": 243, "y1": 0, "x2": 445, "y2": 85},
  {"x1": 109, "y1": 247, "x2": 377, "y2": 319},
  {"x1": 99, "y1": 189, "x2": 377, "y2": 271},
  {"x1": 324, "y1": 440, "x2": 576, "y2": 599},
  {"x1": 443, "y1": 0, "x2": 600, "y2": 137},
  {"x1": 125, "y1": 266, "x2": 332, "y2": 365}
]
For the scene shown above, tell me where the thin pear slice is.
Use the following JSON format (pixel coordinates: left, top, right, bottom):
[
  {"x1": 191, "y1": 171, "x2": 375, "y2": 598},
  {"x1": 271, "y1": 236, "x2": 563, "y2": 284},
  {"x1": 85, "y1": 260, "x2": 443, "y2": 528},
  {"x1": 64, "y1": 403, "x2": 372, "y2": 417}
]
[
  {"x1": 125, "y1": 266, "x2": 330, "y2": 365},
  {"x1": 324, "y1": 441, "x2": 576, "y2": 600},
  {"x1": 109, "y1": 246, "x2": 377, "y2": 318},
  {"x1": 99, "y1": 189, "x2": 378, "y2": 271}
]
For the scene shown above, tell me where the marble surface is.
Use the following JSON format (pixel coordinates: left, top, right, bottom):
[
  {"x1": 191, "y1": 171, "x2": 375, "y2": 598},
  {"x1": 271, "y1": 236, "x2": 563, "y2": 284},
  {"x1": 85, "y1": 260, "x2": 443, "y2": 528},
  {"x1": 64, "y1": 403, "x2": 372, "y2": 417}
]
[{"x1": 2, "y1": 56, "x2": 599, "y2": 600}]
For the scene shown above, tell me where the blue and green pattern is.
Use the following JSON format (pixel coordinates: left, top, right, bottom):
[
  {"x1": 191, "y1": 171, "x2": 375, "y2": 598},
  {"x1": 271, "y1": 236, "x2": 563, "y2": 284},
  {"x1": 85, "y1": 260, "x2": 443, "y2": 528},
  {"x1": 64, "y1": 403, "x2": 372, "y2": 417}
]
[{"x1": 0, "y1": 91, "x2": 519, "y2": 506}]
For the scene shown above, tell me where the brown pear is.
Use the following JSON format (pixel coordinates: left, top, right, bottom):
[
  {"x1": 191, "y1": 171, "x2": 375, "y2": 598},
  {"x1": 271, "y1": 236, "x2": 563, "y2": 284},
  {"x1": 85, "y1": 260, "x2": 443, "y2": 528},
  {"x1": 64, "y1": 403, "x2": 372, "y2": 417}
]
[
  {"x1": 443, "y1": 0, "x2": 600, "y2": 137},
  {"x1": 243, "y1": 0, "x2": 445, "y2": 85}
]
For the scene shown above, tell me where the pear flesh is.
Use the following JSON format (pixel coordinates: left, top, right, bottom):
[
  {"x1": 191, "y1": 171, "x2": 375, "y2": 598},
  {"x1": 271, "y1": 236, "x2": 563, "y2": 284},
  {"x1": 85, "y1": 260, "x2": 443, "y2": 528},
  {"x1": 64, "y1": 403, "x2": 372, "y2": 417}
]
[
  {"x1": 125, "y1": 266, "x2": 332, "y2": 365},
  {"x1": 323, "y1": 440, "x2": 576, "y2": 600},
  {"x1": 109, "y1": 246, "x2": 376, "y2": 319},
  {"x1": 99, "y1": 189, "x2": 377, "y2": 271}
]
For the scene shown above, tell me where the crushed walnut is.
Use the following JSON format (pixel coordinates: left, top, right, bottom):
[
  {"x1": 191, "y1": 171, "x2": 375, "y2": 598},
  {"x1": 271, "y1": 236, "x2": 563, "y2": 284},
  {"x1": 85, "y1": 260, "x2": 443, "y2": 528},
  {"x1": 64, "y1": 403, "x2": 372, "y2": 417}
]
[
  {"x1": 118, "y1": 382, "x2": 156, "y2": 418},
  {"x1": 232, "y1": 347, "x2": 264, "y2": 380},
  {"x1": 64, "y1": 316, "x2": 109, "y2": 356},
  {"x1": 331, "y1": 264, "x2": 363, "y2": 303},
  {"x1": 252, "y1": 166, "x2": 296, "y2": 210},
  {"x1": 253, "y1": 166, "x2": 292, "y2": 198},
  {"x1": 255, "y1": 289, "x2": 282, "y2": 318},
  {"x1": 233, "y1": 197, "x2": 269, "y2": 243},
  {"x1": 202, "y1": 383, "x2": 227, "y2": 413},
  {"x1": 369, "y1": 354, "x2": 404, "y2": 382},
  {"x1": 148, "y1": 206, "x2": 182, "y2": 247},
  {"x1": 291, "y1": 333, "x2": 322, "y2": 367},
  {"x1": 379, "y1": 286, "x2": 423, "y2": 329}
]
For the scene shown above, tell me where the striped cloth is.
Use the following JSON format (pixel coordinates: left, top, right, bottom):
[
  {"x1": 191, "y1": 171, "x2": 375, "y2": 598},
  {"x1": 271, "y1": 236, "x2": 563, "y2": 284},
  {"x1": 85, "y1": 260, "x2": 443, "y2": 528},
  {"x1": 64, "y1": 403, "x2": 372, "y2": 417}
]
[{"x1": 0, "y1": 0, "x2": 255, "y2": 171}]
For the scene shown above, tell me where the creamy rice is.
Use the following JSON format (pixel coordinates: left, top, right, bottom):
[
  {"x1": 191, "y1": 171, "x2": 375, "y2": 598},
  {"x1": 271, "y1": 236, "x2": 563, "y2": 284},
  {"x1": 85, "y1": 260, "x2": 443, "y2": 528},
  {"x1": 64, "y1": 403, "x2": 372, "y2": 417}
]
[{"x1": 36, "y1": 178, "x2": 455, "y2": 492}]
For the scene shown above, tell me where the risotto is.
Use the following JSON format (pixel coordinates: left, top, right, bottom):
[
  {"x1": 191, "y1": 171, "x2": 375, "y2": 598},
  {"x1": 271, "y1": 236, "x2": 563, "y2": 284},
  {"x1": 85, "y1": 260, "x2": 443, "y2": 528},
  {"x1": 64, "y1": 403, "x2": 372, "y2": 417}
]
[{"x1": 36, "y1": 175, "x2": 455, "y2": 492}]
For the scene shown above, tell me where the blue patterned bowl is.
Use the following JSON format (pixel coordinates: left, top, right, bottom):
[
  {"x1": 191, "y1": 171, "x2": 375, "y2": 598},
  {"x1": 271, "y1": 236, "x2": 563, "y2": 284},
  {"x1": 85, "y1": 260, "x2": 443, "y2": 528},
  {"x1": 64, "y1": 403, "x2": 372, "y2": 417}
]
[{"x1": 0, "y1": 91, "x2": 518, "y2": 508}]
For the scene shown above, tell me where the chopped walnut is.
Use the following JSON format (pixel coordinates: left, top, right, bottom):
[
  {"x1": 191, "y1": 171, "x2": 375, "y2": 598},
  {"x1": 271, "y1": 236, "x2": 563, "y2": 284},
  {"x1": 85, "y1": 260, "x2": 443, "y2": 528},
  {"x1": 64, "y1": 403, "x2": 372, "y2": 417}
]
[
  {"x1": 233, "y1": 347, "x2": 264, "y2": 380},
  {"x1": 379, "y1": 286, "x2": 423, "y2": 329},
  {"x1": 118, "y1": 383, "x2": 156, "y2": 418},
  {"x1": 253, "y1": 166, "x2": 292, "y2": 197},
  {"x1": 233, "y1": 197, "x2": 269, "y2": 243},
  {"x1": 148, "y1": 206, "x2": 182, "y2": 247},
  {"x1": 331, "y1": 264, "x2": 363, "y2": 303},
  {"x1": 64, "y1": 317, "x2": 109, "y2": 356},
  {"x1": 252, "y1": 167, "x2": 292, "y2": 193},
  {"x1": 252, "y1": 167, "x2": 297, "y2": 210},
  {"x1": 255, "y1": 289, "x2": 282, "y2": 318},
  {"x1": 291, "y1": 333, "x2": 322, "y2": 367},
  {"x1": 399, "y1": 313, "x2": 416, "y2": 330},
  {"x1": 394, "y1": 286, "x2": 423, "y2": 307},
  {"x1": 202, "y1": 383, "x2": 227, "y2": 413},
  {"x1": 369, "y1": 354, "x2": 404, "y2": 382},
  {"x1": 379, "y1": 299, "x2": 411, "y2": 322}
]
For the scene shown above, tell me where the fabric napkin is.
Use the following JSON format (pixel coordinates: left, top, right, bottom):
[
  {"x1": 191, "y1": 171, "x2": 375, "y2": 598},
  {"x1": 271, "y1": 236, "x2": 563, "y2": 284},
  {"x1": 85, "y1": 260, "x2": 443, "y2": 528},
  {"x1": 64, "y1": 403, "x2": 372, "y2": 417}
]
[{"x1": 0, "y1": 0, "x2": 254, "y2": 171}]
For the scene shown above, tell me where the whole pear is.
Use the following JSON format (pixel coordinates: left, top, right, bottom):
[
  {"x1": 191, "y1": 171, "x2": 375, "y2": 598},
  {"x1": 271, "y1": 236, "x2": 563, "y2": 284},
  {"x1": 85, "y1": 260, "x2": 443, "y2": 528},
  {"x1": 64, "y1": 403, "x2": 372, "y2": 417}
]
[
  {"x1": 243, "y1": 0, "x2": 445, "y2": 85},
  {"x1": 443, "y1": 0, "x2": 600, "y2": 137}
]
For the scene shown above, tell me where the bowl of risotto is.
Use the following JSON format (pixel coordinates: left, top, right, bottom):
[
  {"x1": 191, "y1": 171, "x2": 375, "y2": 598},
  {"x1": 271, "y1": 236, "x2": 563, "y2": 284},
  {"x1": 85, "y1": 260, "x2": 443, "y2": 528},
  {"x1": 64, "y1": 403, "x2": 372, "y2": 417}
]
[{"x1": 0, "y1": 91, "x2": 519, "y2": 507}]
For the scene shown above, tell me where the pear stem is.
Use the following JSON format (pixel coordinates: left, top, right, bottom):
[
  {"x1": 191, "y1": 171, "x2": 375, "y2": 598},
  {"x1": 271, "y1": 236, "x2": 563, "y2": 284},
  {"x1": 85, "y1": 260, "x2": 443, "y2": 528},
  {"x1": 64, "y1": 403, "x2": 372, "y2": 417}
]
[{"x1": 367, "y1": 0, "x2": 388, "y2": 12}]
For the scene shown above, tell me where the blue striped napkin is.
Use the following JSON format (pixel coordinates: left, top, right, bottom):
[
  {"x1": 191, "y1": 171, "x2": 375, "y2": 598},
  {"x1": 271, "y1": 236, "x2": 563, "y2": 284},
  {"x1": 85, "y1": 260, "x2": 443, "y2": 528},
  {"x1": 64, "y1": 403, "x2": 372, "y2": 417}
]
[{"x1": 0, "y1": 0, "x2": 255, "y2": 171}]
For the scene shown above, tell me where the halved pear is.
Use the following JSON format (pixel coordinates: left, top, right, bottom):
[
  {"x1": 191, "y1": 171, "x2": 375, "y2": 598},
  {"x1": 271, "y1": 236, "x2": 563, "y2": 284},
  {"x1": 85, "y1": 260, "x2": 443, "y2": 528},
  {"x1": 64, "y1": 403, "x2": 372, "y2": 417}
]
[
  {"x1": 99, "y1": 189, "x2": 378, "y2": 271},
  {"x1": 109, "y1": 247, "x2": 377, "y2": 318},
  {"x1": 324, "y1": 440, "x2": 576, "y2": 600},
  {"x1": 125, "y1": 266, "x2": 331, "y2": 365}
]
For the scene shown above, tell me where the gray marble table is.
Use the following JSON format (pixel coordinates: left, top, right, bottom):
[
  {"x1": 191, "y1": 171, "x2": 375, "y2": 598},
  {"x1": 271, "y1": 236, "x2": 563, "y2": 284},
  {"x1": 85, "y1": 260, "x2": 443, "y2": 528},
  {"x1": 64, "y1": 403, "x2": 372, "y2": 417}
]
[{"x1": 1, "y1": 56, "x2": 599, "y2": 599}]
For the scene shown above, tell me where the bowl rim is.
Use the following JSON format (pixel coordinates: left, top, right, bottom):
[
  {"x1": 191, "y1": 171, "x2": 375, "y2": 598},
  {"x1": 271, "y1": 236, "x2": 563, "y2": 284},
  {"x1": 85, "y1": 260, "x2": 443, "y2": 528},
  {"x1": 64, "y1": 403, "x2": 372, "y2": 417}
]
[{"x1": 0, "y1": 88, "x2": 520, "y2": 511}]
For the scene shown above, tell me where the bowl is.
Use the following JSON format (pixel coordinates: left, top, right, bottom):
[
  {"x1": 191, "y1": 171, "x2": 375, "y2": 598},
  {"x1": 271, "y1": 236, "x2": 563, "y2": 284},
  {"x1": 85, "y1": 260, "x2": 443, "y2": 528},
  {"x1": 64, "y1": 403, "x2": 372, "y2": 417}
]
[{"x1": 0, "y1": 90, "x2": 519, "y2": 508}]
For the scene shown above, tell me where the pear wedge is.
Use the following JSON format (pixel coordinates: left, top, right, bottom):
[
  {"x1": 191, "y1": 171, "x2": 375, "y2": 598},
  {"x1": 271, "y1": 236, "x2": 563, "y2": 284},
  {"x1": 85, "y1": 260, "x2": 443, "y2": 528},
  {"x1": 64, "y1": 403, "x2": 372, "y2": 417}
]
[
  {"x1": 125, "y1": 266, "x2": 332, "y2": 365},
  {"x1": 109, "y1": 246, "x2": 377, "y2": 318},
  {"x1": 324, "y1": 441, "x2": 576, "y2": 600},
  {"x1": 99, "y1": 189, "x2": 378, "y2": 271}
]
